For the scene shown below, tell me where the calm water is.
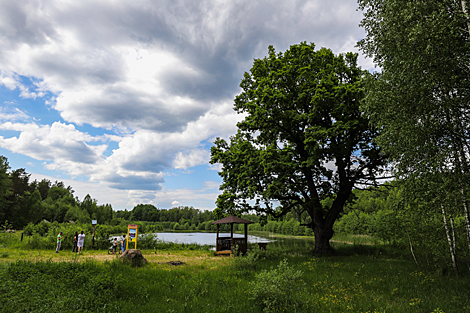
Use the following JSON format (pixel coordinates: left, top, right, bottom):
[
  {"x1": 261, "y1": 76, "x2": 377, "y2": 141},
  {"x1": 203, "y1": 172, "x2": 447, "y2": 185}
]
[
  {"x1": 152, "y1": 232, "x2": 316, "y2": 252},
  {"x1": 153, "y1": 232, "x2": 273, "y2": 246}
]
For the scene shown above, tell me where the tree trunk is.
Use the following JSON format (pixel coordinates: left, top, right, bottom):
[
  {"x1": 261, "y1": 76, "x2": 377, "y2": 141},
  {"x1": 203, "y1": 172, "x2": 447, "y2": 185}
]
[
  {"x1": 406, "y1": 229, "x2": 419, "y2": 266},
  {"x1": 462, "y1": 0, "x2": 470, "y2": 36},
  {"x1": 442, "y1": 206, "x2": 458, "y2": 274},
  {"x1": 313, "y1": 225, "x2": 334, "y2": 254}
]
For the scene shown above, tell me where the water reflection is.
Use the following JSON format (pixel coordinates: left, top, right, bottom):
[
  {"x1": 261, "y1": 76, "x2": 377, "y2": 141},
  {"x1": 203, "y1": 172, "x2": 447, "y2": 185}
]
[
  {"x1": 153, "y1": 232, "x2": 273, "y2": 246},
  {"x1": 152, "y1": 232, "x2": 315, "y2": 252}
]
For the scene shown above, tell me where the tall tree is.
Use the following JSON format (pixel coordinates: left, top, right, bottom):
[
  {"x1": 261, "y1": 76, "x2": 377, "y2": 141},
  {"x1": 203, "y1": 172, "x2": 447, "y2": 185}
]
[
  {"x1": 0, "y1": 156, "x2": 13, "y2": 223},
  {"x1": 36, "y1": 179, "x2": 51, "y2": 201},
  {"x1": 7, "y1": 168, "x2": 32, "y2": 228},
  {"x1": 210, "y1": 42, "x2": 387, "y2": 254},
  {"x1": 358, "y1": 0, "x2": 470, "y2": 257},
  {"x1": 26, "y1": 189, "x2": 44, "y2": 224}
]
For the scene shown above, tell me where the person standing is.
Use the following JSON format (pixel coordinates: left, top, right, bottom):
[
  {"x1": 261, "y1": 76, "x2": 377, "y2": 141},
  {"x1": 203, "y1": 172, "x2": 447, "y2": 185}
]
[
  {"x1": 72, "y1": 231, "x2": 79, "y2": 253},
  {"x1": 77, "y1": 231, "x2": 85, "y2": 253},
  {"x1": 56, "y1": 231, "x2": 64, "y2": 253},
  {"x1": 121, "y1": 234, "x2": 126, "y2": 254},
  {"x1": 112, "y1": 238, "x2": 118, "y2": 254}
]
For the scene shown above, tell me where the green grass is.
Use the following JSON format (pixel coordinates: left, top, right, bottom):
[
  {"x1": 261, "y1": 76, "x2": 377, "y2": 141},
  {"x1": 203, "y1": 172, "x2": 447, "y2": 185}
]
[
  {"x1": 331, "y1": 233, "x2": 384, "y2": 245},
  {"x1": 0, "y1": 233, "x2": 469, "y2": 312}
]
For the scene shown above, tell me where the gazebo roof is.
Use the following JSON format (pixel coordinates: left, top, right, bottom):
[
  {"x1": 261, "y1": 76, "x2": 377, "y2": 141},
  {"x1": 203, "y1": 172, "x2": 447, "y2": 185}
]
[{"x1": 211, "y1": 215, "x2": 254, "y2": 225}]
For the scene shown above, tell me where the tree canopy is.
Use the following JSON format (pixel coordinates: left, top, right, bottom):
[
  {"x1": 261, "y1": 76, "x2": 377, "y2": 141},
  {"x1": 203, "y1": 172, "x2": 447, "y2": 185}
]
[
  {"x1": 210, "y1": 42, "x2": 387, "y2": 254},
  {"x1": 358, "y1": 0, "x2": 470, "y2": 177},
  {"x1": 358, "y1": 0, "x2": 470, "y2": 269}
]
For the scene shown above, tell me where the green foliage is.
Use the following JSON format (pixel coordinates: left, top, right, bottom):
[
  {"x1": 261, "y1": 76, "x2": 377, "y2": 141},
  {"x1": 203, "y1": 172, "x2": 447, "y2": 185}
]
[
  {"x1": 333, "y1": 181, "x2": 470, "y2": 269},
  {"x1": 0, "y1": 156, "x2": 13, "y2": 222},
  {"x1": 0, "y1": 154, "x2": 233, "y2": 230},
  {"x1": 0, "y1": 156, "x2": 117, "y2": 228},
  {"x1": 64, "y1": 205, "x2": 90, "y2": 224},
  {"x1": 211, "y1": 42, "x2": 387, "y2": 254},
  {"x1": 358, "y1": 0, "x2": 470, "y2": 269},
  {"x1": 0, "y1": 260, "x2": 122, "y2": 312},
  {"x1": 249, "y1": 259, "x2": 307, "y2": 312},
  {"x1": 0, "y1": 220, "x2": 12, "y2": 232},
  {"x1": 153, "y1": 241, "x2": 211, "y2": 251},
  {"x1": 137, "y1": 233, "x2": 158, "y2": 249},
  {"x1": 358, "y1": 1, "x2": 470, "y2": 174},
  {"x1": 0, "y1": 220, "x2": 15, "y2": 246},
  {"x1": 234, "y1": 247, "x2": 263, "y2": 272},
  {"x1": 93, "y1": 225, "x2": 111, "y2": 250},
  {"x1": 250, "y1": 218, "x2": 312, "y2": 238},
  {"x1": 1, "y1": 242, "x2": 470, "y2": 312}
]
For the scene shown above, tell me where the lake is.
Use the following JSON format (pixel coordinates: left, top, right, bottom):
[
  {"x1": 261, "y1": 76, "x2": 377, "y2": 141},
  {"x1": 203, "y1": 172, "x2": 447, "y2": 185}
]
[
  {"x1": 152, "y1": 232, "x2": 315, "y2": 251},
  {"x1": 153, "y1": 232, "x2": 273, "y2": 246}
]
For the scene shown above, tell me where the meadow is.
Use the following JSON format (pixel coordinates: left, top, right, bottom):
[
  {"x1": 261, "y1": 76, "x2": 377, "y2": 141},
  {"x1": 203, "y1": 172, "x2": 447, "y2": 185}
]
[{"x1": 0, "y1": 232, "x2": 469, "y2": 313}]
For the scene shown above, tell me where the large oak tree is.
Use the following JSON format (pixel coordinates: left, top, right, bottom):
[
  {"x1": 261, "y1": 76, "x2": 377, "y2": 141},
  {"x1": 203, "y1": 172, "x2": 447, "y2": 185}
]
[{"x1": 210, "y1": 43, "x2": 387, "y2": 254}]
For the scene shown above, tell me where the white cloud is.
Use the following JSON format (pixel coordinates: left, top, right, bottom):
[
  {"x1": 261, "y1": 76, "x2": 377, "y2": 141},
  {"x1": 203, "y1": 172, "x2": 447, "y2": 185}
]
[
  {"x1": 29, "y1": 172, "x2": 137, "y2": 210},
  {"x1": 0, "y1": 71, "x2": 21, "y2": 90},
  {"x1": 0, "y1": 0, "x2": 367, "y2": 131},
  {"x1": 203, "y1": 180, "x2": 221, "y2": 191},
  {"x1": 0, "y1": 107, "x2": 30, "y2": 122},
  {"x1": 27, "y1": 172, "x2": 220, "y2": 211},
  {"x1": 0, "y1": 0, "x2": 370, "y2": 208},
  {"x1": 0, "y1": 121, "x2": 105, "y2": 163},
  {"x1": 173, "y1": 149, "x2": 210, "y2": 170},
  {"x1": 152, "y1": 186, "x2": 219, "y2": 210}
]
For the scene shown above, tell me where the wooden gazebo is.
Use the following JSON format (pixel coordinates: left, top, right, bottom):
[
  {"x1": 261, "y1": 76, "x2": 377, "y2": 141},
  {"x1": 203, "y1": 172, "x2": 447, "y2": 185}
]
[{"x1": 211, "y1": 215, "x2": 253, "y2": 255}]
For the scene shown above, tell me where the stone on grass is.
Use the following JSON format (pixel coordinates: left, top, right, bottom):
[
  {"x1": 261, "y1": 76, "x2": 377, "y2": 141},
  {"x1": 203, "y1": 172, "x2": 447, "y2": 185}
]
[{"x1": 120, "y1": 249, "x2": 148, "y2": 267}]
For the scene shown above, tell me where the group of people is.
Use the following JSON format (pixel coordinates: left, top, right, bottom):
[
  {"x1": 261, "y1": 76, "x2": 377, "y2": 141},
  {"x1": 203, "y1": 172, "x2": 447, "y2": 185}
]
[
  {"x1": 56, "y1": 232, "x2": 126, "y2": 254},
  {"x1": 72, "y1": 231, "x2": 86, "y2": 253},
  {"x1": 112, "y1": 235, "x2": 126, "y2": 254},
  {"x1": 55, "y1": 231, "x2": 85, "y2": 253}
]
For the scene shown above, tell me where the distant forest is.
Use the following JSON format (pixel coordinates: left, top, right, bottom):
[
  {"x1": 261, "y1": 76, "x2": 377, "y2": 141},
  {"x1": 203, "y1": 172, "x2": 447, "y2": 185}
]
[
  {"x1": 0, "y1": 155, "x2": 217, "y2": 229},
  {"x1": 0, "y1": 154, "x2": 371, "y2": 237},
  {"x1": 4, "y1": 153, "x2": 470, "y2": 269}
]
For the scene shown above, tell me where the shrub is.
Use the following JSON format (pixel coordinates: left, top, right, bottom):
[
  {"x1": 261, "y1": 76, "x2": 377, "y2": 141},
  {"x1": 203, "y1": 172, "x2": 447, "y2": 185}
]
[
  {"x1": 249, "y1": 258, "x2": 306, "y2": 312},
  {"x1": 234, "y1": 247, "x2": 262, "y2": 272},
  {"x1": 93, "y1": 225, "x2": 112, "y2": 250},
  {"x1": 22, "y1": 223, "x2": 35, "y2": 236},
  {"x1": 137, "y1": 233, "x2": 158, "y2": 249}
]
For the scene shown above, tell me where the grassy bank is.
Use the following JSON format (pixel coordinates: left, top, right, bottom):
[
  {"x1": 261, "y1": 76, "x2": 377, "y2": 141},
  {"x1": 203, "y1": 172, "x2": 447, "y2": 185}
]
[{"x1": 1, "y1": 236, "x2": 469, "y2": 313}]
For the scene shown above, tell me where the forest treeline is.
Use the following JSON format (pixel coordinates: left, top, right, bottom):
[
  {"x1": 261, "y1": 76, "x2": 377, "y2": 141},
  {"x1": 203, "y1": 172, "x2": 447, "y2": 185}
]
[
  {"x1": 2, "y1": 153, "x2": 470, "y2": 269},
  {"x1": 0, "y1": 156, "x2": 216, "y2": 229},
  {"x1": 2, "y1": 0, "x2": 470, "y2": 269}
]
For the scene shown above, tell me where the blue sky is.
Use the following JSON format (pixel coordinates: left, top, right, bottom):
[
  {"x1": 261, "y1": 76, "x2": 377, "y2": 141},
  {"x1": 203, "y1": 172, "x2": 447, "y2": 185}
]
[{"x1": 0, "y1": 0, "x2": 373, "y2": 211}]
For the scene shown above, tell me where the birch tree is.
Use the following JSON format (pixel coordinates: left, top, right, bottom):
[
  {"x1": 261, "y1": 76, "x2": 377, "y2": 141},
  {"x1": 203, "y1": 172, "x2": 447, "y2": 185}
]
[{"x1": 358, "y1": 0, "x2": 470, "y2": 261}]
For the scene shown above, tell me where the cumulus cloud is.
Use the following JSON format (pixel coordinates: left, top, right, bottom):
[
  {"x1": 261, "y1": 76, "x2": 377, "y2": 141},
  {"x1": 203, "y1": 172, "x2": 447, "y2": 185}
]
[
  {"x1": 0, "y1": 0, "x2": 366, "y2": 129},
  {"x1": 0, "y1": 0, "x2": 369, "y2": 208},
  {"x1": 0, "y1": 121, "x2": 106, "y2": 163}
]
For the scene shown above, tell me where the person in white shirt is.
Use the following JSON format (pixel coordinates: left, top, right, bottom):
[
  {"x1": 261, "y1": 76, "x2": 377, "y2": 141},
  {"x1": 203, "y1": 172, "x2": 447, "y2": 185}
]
[{"x1": 77, "y1": 231, "x2": 85, "y2": 252}]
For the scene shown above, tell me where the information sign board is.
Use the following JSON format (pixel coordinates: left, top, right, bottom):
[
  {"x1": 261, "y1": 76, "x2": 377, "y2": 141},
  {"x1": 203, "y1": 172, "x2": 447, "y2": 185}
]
[{"x1": 126, "y1": 224, "x2": 138, "y2": 250}]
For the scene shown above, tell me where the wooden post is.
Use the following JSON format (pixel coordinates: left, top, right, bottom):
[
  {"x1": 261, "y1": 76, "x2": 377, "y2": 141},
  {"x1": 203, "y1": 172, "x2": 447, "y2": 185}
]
[
  {"x1": 91, "y1": 220, "x2": 97, "y2": 249},
  {"x1": 216, "y1": 224, "x2": 219, "y2": 252},
  {"x1": 230, "y1": 223, "x2": 233, "y2": 251},
  {"x1": 92, "y1": 225, "x2": 95, "y2": 249}
]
